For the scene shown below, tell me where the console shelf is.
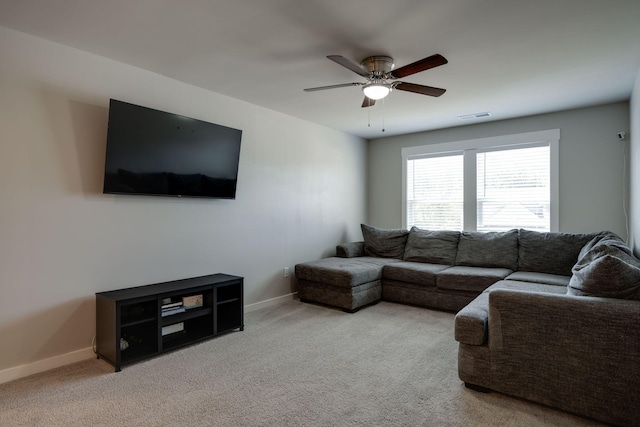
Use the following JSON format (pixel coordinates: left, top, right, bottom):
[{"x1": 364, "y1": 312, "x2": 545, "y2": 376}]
[{"x1": 96, "y1": 273, "x2": 243, "y2": 372}]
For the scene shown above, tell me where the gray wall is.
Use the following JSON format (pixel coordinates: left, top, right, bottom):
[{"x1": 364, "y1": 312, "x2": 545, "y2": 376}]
[
  {"x1": 368, "y1": 102, "x2": 630, "y2": 239},
  {"x1": 0, "y1": 27, "x2": 367, "y2": 377}
]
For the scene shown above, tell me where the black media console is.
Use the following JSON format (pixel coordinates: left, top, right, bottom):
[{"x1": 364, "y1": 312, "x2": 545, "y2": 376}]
[{"x1": 95, "y1": 273, "x2": 243, "y2": 371}]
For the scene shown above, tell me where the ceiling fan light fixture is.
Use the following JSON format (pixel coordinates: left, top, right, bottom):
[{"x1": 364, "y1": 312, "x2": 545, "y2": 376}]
[{"x1": 363, "y1": 83, "x2": 391, "y2": 100}]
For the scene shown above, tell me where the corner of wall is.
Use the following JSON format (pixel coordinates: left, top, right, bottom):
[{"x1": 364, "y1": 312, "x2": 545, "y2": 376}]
[{"x1": 630, "y1": 67, "x2": 640, "y2": 257}]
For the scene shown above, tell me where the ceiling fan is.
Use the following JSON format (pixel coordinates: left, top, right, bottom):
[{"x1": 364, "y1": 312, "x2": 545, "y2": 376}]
[{"x1": 304, "y1": 54, "x2": 448, "y2": 107}]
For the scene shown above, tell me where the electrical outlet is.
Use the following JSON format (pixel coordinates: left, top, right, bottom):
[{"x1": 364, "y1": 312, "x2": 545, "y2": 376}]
[{"x1": 283, "y1": 267, "x2": 290, "y2": 278}]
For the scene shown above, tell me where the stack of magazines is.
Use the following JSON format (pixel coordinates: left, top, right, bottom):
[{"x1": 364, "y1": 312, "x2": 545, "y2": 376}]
[{"x1": 161, "y1": 301, "x2": 185, "y2": 317}]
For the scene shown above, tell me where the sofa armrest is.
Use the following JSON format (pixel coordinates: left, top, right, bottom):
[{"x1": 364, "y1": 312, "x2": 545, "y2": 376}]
[
  {"x1": 337, "y1": 241, "x2": 365, "y2": 258},
  {"x1": 488, "y1": 289, "x2": 640, "y2": 426}
]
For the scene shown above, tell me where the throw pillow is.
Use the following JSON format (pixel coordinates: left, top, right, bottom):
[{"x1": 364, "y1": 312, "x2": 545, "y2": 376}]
[
  {"x1": 568, "y1": 236, "x2": 640, "y2": 300},
  {"x1": 575, "y1": 230, "x2": 624, "y2": 260},
  {"x1": 361, "y1": 224, "x2": 409, "y2": 259},
  {"x1": 403, "y1": 227, "x2": 459, "y2": 265},
  {"x1": 454, "y1": 229, "x2": 518, "y2": 270}
]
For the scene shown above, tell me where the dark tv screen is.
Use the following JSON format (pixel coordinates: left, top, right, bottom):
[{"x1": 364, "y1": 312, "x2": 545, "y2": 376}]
[{"x1": 103, "y1": 99, "x2": 242, "y2": 199}]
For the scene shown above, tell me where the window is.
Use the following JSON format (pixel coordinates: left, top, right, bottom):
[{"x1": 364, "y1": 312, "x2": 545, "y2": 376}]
[
  {"x1": 407, "y1": 153, "x2": 463, "y2": 230},
  {"x1": 402, "y1": 130, "x2": 559, "y2": 232},
  {"x1": 476, "y1": 144, "x2": 550, "y2": 231}
]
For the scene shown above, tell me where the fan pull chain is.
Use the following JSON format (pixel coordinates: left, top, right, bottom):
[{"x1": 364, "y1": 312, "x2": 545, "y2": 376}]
[
  {"x1": 381, "y1": 97, "x2": 385, "y2": 132},
  {"x1": 368, "y1": 99, "x2": 371, "y2": 127}
]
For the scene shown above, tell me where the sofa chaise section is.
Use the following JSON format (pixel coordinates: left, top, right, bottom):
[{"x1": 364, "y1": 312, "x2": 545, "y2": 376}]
[
  {"x1": 295, "y1": 256, "x2": 401, "y2": 312},
  {"x1": 296, "y1": 225, "x2": 410, "y2": 312}
]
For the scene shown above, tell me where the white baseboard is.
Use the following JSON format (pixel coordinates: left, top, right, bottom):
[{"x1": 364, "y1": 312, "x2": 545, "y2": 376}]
[
  {"x1": 0, "y1": 293, "x2": 298, "y2": 384},
  {"x1": 0, "y1": 347, "x2": 95, "y2": 385},
  {"x1": 244, "y1": 292, "x2": 298, "y2": 313}
]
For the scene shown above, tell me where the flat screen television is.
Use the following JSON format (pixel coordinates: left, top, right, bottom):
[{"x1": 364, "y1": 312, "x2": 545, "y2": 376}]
[{"x1": 103, "y1": 99, "x2": 242, "y2": 199}]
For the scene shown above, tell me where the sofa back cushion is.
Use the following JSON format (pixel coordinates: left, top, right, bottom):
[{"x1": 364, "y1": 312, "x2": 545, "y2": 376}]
[
  {"x1": 568, "y1": 232, "x2": 640, "y2": 300},
  {"x1": 518, "y1": 229, "x2": 597, "y2": 276},
  {"x1": 361, "y1": 224, "x2": 409, "y2": 259},
  {"x1": 454, "y1": 229, "x2": 518, "y2": 270},
  {"x1": 402, "y1": 227, "x2": 460, "y2": 265}
]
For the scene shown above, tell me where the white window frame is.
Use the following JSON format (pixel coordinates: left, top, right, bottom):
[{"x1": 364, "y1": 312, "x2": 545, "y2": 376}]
[{"x1": 401, "y1": 129, "x2": 560, "y2": 232}]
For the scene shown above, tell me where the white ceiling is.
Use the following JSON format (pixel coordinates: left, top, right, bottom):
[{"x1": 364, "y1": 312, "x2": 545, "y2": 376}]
[{"x1": 1, "y1": 0, "x2": 639, "y2": 139}]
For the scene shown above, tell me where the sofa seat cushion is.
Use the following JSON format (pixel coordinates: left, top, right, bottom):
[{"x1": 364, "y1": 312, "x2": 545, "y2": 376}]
[
  {"x1": 382, "y1": 261, "x2": 451, "y2": 287},
  {"x1": 455, "y1": 280, "x2": 568, "y2": 346},
  {"x1": 505, "y1": 271, "x2": 570, "y2": 287},
  {"x1": 295, "y1": 256, "x2": 400, "y2": 288},
  {"x1": 436, "y1": 266, "x2": 512, "y2": 292},
  {"x1": 488, "y1": 279, "x2": 568, "y2": 295}
]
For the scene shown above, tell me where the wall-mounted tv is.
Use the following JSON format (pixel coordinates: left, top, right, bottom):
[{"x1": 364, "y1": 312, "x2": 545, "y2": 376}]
[{"x1": 103, "y1": 99, "x2": 242, "y2": 199}]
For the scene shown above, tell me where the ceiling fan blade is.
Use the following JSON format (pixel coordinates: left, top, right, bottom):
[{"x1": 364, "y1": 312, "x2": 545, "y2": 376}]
[
  {"x1": 327, "y1": 55, "x2": 369, "y2": 77},
  {"x1": 395, "y1": 82, "x2": 446, "y2": 97},
  {"x1": 361, "y1": 97, "x2": 376, "y2": 108},
  {"x1": 390, "y1": 54, "x2": 448, "y2": 78},
  {"x1": 304, "y1": 82, "x2": 362, "y2": 92}
]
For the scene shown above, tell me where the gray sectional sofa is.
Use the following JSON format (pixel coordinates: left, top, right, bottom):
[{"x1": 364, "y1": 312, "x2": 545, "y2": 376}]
[
  {"x1": 295, "y1": 225, "x2": 591, "y2": 313},
  {"x1": 295, "y1": 225, "x2": 640, "y2": 426}
]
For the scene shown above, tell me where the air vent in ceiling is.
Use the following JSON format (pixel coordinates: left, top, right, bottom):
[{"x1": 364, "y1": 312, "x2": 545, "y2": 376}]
[{"x1": 457, "y1": 112, "x2": 492, "y2": 120}]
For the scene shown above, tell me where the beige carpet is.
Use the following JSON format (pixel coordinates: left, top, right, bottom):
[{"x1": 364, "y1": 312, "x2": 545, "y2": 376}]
[{"x1": 0, "y1": 300, "x2": 604, "y2": 426}]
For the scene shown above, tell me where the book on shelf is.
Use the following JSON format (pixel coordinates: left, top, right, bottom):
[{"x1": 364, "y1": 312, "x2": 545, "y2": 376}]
[
  {"x1": 161, "y1": 322, "x2": 184, "y2": 336},
  {"x1": 182, "y1": 294, "x2": 203, "y2": 309},
  {"x1": 161, "y1": 306, "x2": 186, "y2": 317},
  {"x1": 161, "y1": 301, "x2": 183, "y2": 310}
]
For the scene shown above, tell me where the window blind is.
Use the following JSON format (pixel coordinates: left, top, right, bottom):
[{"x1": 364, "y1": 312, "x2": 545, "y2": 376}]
[
  {"x1": 476, "y1": 144, "x2": 550, "y2": 231},
  {"x1": 407, "y1": 153, "x2": 463, "y2": 230}
]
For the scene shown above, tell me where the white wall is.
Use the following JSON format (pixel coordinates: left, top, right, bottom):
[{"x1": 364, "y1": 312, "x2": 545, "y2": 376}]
[
  {"x1": 0, "y1": 27, "x2": 367, "y2": 378},
  {"x1": 630, "y1": 69, "x2": 640, "y2": 256},
  {"x1": 368, "y1": 102, "x2": 630, "y2": 238}
]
